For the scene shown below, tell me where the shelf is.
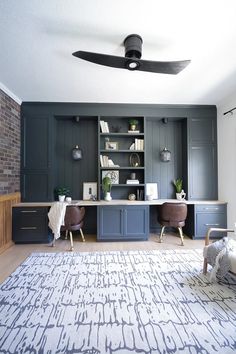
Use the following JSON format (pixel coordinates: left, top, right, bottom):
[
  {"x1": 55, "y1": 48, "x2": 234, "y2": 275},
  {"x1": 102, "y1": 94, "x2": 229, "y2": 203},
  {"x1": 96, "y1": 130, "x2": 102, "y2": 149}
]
[
  {"x1": 100, "y1": 133, "x2": 144, "y2": 136},
  {"x1": 100, "y1": 149, "x2": 144, "y2": 153},
  {"x1": 112, "y1": 184, "x2": 145, "y2": 187},
  {"x1": 100, "y1": 167, "x2": 144, "y2": 170}
]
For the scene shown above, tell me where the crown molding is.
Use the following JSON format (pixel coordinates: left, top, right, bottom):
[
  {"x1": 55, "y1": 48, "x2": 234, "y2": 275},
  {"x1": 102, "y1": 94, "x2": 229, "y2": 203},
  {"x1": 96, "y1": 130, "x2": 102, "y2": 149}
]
[{"x1": 0, "y1": 82, "x2": 22, "y2": 105}]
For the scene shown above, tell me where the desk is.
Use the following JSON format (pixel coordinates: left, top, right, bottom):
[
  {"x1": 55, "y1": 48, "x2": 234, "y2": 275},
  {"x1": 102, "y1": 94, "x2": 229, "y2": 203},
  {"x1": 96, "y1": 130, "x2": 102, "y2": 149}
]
[{"x1": 12, "y1": 200, "x2": 227, "y2": 242}]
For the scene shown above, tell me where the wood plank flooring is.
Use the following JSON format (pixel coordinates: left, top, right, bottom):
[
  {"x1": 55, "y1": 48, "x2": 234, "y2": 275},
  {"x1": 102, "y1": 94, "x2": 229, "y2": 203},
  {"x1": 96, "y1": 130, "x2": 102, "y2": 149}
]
[{"x1": 0, "y1": 233, "x2": 205, "y2": 284}]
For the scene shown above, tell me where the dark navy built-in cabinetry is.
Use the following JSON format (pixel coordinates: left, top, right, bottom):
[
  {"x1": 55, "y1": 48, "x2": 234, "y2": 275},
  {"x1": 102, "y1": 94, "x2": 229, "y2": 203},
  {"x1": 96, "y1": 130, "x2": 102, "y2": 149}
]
[
  {"x1": 98, "y1": 205, "x2": 149, "y2": 240},
  {"x1": 17, "y1": 102, "x2": 224, "y2": 242}
]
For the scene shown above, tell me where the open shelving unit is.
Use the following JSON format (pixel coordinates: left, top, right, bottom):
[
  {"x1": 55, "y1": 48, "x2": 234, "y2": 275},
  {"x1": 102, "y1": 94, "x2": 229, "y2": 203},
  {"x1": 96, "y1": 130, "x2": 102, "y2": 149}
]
[{"x1": 98, "y1": 116, "x2": 145, "y2": 200}]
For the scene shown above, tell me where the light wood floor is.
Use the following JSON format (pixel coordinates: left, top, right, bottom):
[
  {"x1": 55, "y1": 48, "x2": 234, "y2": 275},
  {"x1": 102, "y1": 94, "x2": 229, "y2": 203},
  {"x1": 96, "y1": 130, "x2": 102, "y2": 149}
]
[{"x1": 0, "y1": 233, "x2": 205, "y2": 284}]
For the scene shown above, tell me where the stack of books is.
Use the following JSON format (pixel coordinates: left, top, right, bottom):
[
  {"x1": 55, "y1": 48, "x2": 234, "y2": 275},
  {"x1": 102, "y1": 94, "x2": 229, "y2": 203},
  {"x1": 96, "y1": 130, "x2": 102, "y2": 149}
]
[
  {"x1": 126, "y1": 179, "x2": 139, "y2": 184},
  {"x1": 100, "y1": 155, "x2": 119, "y2": 167},
  {"x1": 129, "y1": 139, "x2": 144, "y2": 150},
  {"x1": 100, "y1": 120, "x2": 109, "y2": 133}
]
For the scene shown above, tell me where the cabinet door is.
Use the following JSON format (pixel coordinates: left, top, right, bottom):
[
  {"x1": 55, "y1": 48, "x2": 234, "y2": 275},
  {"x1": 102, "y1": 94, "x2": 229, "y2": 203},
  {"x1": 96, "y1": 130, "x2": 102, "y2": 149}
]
[
  {"x1": 124, "y1": 206, "x2": 149, "y2": 240},
  {"x1": 98, "y1": 206, "x2": 123, "y2": 240},
  {"x1": 188, "y1": 118, "x2": 216, "y2": 144},
  {"x1": 189, "y1": 145, "x2": 217, "y2": 200}
]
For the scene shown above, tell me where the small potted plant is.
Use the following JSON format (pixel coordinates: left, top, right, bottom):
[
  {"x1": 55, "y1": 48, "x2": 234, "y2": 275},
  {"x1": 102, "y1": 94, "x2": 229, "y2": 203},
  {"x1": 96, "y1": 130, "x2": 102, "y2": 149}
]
[
  {"x1": 102, "y1": 176, "x2": 112, "y2": 201},
  {"x1": 173, "y1": 179, "x2": 186, "y2": 200},
  {"x1": 129, "y1": 119, "x2": 139, "y2": 131},
  {"x1": 55, "y1": 187, "x2": 70, "y2": 202}
]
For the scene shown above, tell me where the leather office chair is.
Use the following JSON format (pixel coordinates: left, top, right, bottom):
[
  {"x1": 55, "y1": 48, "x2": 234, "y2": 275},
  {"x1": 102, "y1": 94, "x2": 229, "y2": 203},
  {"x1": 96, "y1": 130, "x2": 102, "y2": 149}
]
[
  {"x1": 157, "y1": 202, "x2": 187, "y2": 245},
  {"x1": 61, "y1": 206, "x2": 85, "y2": 251}
]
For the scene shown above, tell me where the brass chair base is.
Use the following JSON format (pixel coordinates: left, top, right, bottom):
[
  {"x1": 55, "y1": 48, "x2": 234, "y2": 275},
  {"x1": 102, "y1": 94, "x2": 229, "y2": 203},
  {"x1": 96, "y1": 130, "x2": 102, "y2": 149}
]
[{"x1": 159, "y1": 226, "x2": 184, "y2": 246}]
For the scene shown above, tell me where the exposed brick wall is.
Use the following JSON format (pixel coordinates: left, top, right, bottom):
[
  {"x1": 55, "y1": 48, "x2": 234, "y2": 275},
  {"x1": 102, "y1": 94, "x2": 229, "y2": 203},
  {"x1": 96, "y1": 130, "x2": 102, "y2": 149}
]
[{"x1": 0, "y1": 89, "x2": 21, "y2": 194}]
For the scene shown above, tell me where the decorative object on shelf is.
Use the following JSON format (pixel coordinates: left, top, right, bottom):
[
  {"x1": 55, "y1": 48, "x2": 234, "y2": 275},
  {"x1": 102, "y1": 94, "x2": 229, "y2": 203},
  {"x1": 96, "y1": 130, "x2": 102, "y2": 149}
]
[
  {"x1": 102, "y1": 176, "x2": 112, "y2": 201},
  {"x1": 128, "y1": 193, "x2": 136, "y2": 201},
  {"x1": 65, "y1": 197, "x2": 72, "y2": 203},
  {"x1": 55, "y1": 187, "x2": 70, "y2": 202},
  {"x1": 102, "y1": 170, "x2": 119, "y2": 184},
  {"x1": 160, "y1": 147, "x2": 171, "y2": 162},
  {"x1": 83, "y1": 182, "x2": 97, "y2": 200},
  {"x1": 137, "y1": 189, "x2": 144, "y2": 201},
  {"x1": 146, "y1": 183, "x2": 158, "y2": 200},
  {"x1": 105, "y1": 141, "x2": 118, "y2": 150},
  {"x1": 130, "y1": 153, "x2": 141, "y2": 167},
  {"x1": 72, "y1": 145, "x2": 82, "y2": 160},
  {"x1": 130, "y1": 172, "x2": 136, "y2": 180},
  {"x1": 128, "y1": 119, "x2": 139, "y2": 131},
  {"x1": 173, "y1": 178, "x2": 186, "y2": 200},
  {"x1": 111, "y1": 125, "x2": 121, "y2": 133}
]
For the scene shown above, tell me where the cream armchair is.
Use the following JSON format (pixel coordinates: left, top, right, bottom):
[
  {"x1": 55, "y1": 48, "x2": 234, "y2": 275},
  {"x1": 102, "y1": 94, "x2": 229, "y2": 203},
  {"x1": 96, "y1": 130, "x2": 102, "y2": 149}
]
[{"x1": 203, "y1": 228, "x2": 236, "y2": 277}]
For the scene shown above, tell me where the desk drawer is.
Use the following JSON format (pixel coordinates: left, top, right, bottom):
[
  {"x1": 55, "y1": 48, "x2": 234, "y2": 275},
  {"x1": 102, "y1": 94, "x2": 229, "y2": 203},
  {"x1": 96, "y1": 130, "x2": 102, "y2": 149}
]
[
  {"x1": 196, "y1": 213, "x2": 227, "y2": 238},
  {"x1": 13, "y1": 207, "x2": 50, "y2": 243},
  {"x1": 195, "y1": 204, "x2": 226, "y2": 213}
]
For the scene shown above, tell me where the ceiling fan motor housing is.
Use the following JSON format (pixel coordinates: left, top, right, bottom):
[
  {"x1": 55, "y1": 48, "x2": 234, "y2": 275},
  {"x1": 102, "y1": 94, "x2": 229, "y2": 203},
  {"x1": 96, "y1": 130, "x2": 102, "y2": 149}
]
[{"x1": 124, "y1": 34, "x2": 143, "y2": 59}]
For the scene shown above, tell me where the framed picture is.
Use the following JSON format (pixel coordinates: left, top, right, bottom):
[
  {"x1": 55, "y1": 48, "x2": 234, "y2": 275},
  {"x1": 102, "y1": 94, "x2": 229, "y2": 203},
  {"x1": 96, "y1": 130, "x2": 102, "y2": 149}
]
[
  {"x1": 146, "y1": 183, "x2": 158, "y2": 200},
  {"x1": 105, "y1": 141, "x2": 118, "y2": 150},
  {"x1": 83, "y1": 182, "x2": 97, "y2": 200},
  {"x1": 102, "y1": 170, "x2": 119, "y2": 184}
]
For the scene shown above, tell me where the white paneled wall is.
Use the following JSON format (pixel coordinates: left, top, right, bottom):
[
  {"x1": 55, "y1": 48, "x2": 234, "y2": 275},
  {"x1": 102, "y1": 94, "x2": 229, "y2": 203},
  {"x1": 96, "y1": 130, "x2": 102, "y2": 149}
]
[{"x1": 217, "y1": 92, "x2": 236, "y2": 229}]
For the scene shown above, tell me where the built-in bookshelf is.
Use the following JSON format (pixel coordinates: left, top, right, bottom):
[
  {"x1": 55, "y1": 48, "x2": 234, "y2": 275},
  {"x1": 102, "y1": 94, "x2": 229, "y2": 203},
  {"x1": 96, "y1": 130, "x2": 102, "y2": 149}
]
[{"x1": 98, "y1": 116, "x2": 145, "y2": 200}]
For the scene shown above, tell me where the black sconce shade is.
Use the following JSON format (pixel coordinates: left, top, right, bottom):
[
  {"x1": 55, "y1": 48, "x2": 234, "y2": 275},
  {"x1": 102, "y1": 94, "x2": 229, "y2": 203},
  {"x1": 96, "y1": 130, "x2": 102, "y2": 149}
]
[{"x1": 72, "y1": 145, "x2": 82, "y2": 160}]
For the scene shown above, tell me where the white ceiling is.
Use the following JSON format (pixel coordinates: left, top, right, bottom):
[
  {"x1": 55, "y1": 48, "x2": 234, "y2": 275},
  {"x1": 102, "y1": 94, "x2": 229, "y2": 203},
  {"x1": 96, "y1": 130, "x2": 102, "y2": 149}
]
[{"x1": 1, "y1": 0, "x2": 236, "y2": 105}]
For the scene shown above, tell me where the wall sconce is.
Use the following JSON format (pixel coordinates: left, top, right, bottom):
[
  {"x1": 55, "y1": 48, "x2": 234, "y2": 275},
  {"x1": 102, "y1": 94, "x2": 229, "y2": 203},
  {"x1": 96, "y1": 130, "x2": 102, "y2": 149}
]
[
  {"x1": 160, "y1": 147, "x2": 171, "y2": 162},
  {"x1": 72, "y1": 145, "x2": 82, "y2": 160}
]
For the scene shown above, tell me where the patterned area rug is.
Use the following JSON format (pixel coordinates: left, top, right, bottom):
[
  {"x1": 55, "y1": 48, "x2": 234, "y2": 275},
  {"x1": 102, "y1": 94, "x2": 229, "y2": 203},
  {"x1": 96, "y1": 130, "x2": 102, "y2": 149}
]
[{"x1": 0, "y1": 249, "x2": 236, "y2": 354}]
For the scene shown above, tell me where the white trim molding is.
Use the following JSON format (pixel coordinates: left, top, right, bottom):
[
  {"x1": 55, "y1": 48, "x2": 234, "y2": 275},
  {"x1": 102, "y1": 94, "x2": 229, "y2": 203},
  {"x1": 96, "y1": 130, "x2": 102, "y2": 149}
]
[{"x1": 0, "y1": 82, "x2": 22, "y2": 105}]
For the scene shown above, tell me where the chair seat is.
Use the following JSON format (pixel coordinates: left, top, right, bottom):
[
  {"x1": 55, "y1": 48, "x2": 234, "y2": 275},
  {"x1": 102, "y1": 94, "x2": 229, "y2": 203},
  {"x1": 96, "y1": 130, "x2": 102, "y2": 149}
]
[{"x1": 160, "y1": 220, "x2": 185, "y2": 228}]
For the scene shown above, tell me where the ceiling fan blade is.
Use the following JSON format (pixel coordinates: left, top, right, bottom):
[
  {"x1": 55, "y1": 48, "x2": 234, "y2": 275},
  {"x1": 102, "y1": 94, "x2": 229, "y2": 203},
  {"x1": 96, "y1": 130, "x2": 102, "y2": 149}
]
[
  {"x1": 72, "y1": 50, "x2": 127, "y2": 69},
  {"x1": 137, "y1": 58, "x2": 191, "y2": 74}
]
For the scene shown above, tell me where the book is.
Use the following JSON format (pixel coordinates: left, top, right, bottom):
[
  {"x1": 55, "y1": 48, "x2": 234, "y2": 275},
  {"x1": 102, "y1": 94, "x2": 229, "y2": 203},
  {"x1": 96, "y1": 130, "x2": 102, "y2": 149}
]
[
  {"x1": 128, "y1": 130, "x2": 140, "y2": 133},
  {"x1": 126, "y1": 179, "x2": 139, "y2": 184}
]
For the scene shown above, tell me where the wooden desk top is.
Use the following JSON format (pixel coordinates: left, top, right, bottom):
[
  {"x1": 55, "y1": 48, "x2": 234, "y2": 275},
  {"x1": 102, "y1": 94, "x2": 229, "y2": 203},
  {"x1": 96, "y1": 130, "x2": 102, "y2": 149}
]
[{"x1": 13, "y1": 199, "x2": 227, "y2": 207}]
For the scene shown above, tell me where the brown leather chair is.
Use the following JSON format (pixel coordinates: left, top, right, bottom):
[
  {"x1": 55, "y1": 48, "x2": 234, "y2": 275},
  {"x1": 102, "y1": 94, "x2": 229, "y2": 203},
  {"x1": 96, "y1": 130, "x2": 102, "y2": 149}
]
[
  {"x1": 61, "y1": 206, "x2": 85, "y2": 251},
  {"x1": 157, "y1": 202, "x2": 187, "y2": 245}
]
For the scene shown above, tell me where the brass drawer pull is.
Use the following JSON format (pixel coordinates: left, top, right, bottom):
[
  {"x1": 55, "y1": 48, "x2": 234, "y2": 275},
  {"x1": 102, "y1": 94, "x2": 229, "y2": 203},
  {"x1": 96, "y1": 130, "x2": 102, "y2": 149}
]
[
  {"x1": 204, "y1": 223, "x2": 220, "y2": 226},
  {"x1": 20, "y1": 227, "x2": 37, "y2": 230},
  {"x1": 20, "y1": 210, "x2": 37, "y2": 213}
]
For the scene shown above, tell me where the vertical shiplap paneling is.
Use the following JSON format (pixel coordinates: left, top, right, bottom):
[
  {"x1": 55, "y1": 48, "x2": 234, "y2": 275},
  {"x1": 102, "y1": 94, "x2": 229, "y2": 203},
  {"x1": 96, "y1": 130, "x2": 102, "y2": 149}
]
[
  {"x1": 146, "y1": 118, "x2": 183, "y2": 199},
  {"x1": 55, "y1": 118, "x2": 97, "y2": 199}
]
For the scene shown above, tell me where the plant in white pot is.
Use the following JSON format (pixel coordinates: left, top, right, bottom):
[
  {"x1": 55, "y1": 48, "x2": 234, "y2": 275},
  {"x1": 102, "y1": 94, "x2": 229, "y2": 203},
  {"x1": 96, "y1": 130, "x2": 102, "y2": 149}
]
[
  {"x1": 128, "y1": 119, "x2": 139, "y2": 131},
  {"x1": 102, "y1": 176, "x2": 112, "y2": 201},
  {"x1": 173, "y1": 178, "x2": 186, "y2": 200},
  {"x1": 55, "y1": 187, "x2": 70, "y2": 202}
]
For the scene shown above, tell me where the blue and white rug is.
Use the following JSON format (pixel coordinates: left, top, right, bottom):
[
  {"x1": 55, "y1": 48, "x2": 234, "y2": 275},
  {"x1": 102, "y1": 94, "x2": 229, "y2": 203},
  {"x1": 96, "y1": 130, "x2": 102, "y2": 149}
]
[{"x1": 0, "y1": 249, "x2": 236, "y2": 353}]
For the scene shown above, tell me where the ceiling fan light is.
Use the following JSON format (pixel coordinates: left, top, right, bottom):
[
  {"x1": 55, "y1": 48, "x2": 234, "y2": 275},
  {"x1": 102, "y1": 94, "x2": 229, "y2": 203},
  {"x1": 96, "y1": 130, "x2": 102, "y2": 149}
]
[{"x1": 126, "y1": 59, "x2": 139, "y2": 70}]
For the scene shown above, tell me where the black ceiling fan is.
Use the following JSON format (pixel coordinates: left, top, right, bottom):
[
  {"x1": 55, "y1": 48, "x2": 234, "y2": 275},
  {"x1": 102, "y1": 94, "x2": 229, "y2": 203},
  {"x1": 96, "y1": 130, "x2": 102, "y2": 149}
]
[{"x1": 72, "y1": 34, "x2": 191, "y2": 75}]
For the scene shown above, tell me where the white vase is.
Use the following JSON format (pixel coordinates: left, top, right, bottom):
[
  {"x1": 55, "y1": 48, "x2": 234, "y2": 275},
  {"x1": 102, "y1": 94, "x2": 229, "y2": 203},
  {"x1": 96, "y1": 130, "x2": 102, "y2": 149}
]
[
  {"x1": 105, "y1": 192, "x2": 112, "y2": 201},
  {"x1": 58, "y1": 195, "x2": 65, "y2": 202}
]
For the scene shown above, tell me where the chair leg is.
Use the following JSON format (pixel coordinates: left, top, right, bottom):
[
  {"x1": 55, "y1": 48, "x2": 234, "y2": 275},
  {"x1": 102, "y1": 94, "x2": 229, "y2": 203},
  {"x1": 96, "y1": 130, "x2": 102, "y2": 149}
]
[
  {"x1": 65, "y1": 230, "x2": 68, "y2": 240},
  {"x1": 203, "y1": 258, "x2": 208, "y2": 275},
  {"x1": 69, "y1": 231, "x2": 74, "y2": 251},
  {"x1": 159, "y1": 226, "x2": 165, "y2": 243},
  {"x1": 51, "y1": 235, "x2": 55, "y2": 247},
  {"x1": 177, "y1": 227, "x2": 184, "y2": 246},
  {"x1": 80, "y1": 228, "x2": 85, "y2": 242}
]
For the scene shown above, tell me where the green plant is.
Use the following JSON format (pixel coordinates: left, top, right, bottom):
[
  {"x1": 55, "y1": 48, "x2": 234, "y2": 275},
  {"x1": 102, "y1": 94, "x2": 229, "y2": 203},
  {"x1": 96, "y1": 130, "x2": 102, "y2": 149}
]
[
  {"x1": 173, "y1": 178, "x2": 183, "y2": 193},
  {"x1": 129, "y1": 119, "x2": 139, "y2": 126},
  {"x1": 102, "y1": 176, "x2": 112, "y2": 194},
  {"x1": 55, "y1": 187, "x2": 70, "y2": 196}
]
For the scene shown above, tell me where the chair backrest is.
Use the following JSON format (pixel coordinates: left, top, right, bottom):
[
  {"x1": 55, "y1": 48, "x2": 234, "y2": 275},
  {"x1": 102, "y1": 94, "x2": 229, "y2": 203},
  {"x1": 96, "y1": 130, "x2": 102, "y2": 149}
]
[
  {"x1": 64, "y1": 206, "x2": 85, "y2": 228},
  {"x1": 158, "y1": 202, "x2": 187, "y2": 223}
]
